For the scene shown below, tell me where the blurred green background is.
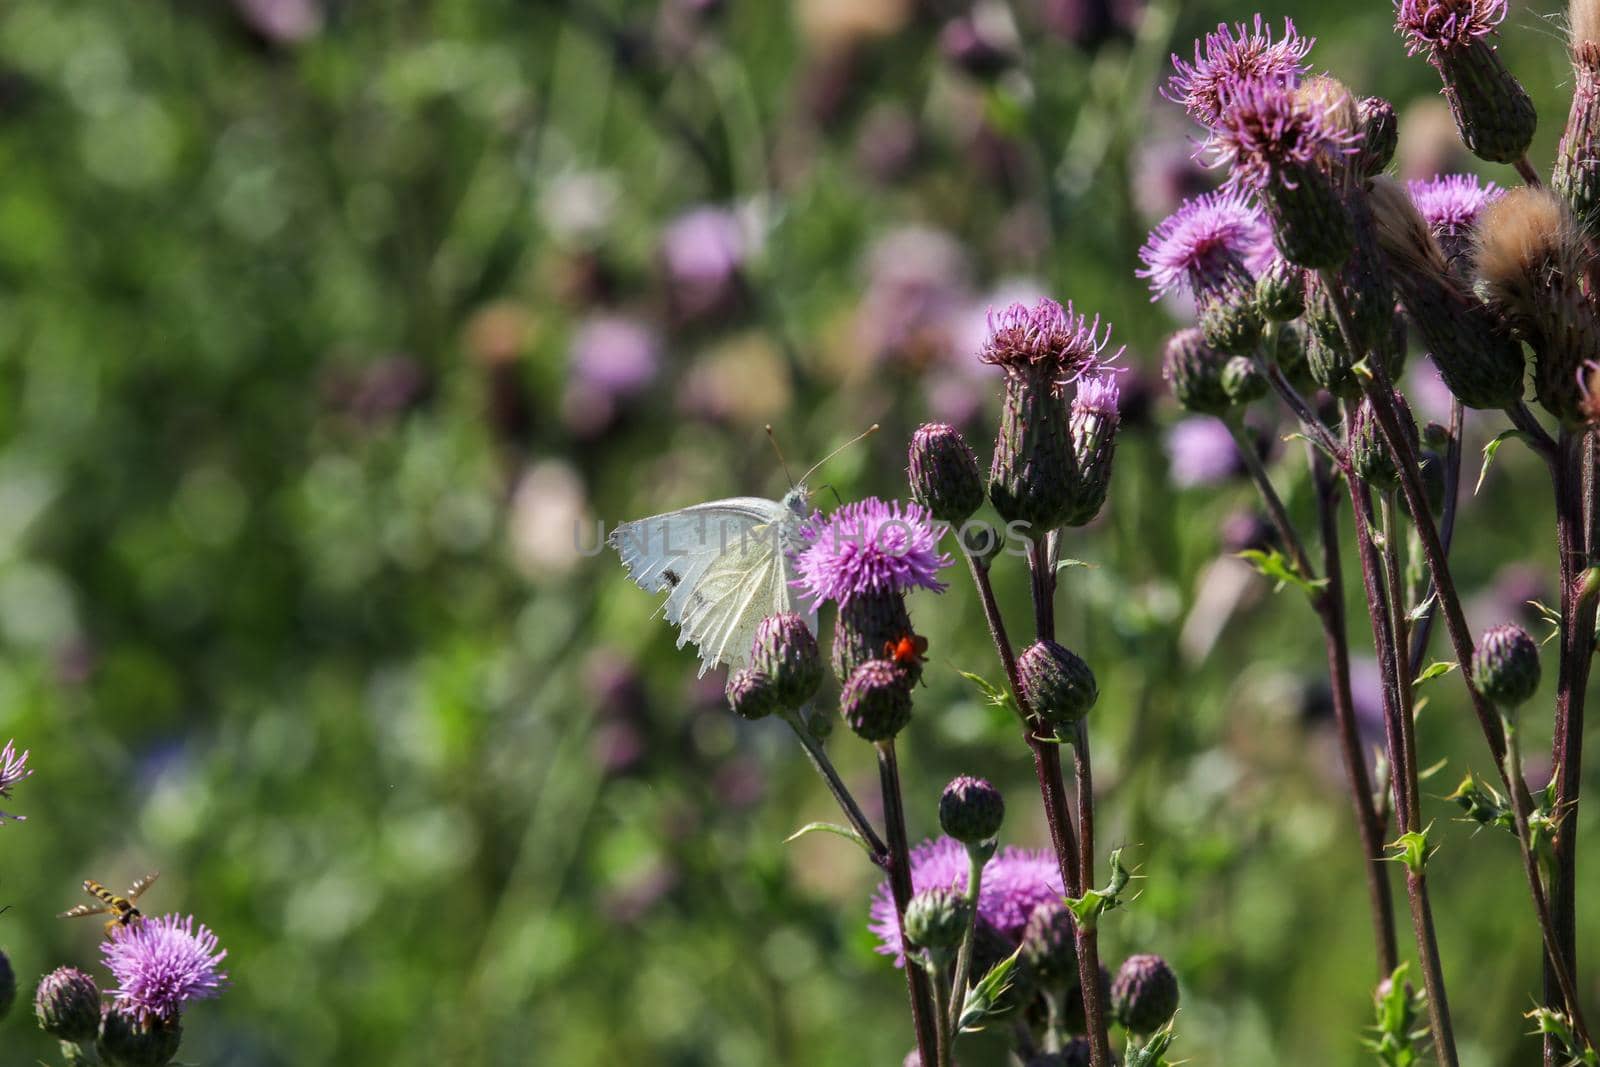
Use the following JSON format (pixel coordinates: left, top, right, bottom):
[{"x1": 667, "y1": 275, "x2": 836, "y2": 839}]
[{"x1": 0, "y1": 0, "x2": 1590, "y2": 1063}]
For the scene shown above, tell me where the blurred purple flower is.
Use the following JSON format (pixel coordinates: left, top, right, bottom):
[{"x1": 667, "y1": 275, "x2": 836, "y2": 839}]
[
  {"x1": 1165, "y1": 17, "x2": 1313, "y2": 129},
  {"x1": 1406, "y1": 174, "x2": 1503, "y2": 242},
  {"x1": 1165, "y1": 416, "x2": 1243, "y2": 487},
  {"x1": 1132, "y1": 131, "x2": 1218, "y2": 226},
  {"x1": 1137, "y1": 188, "x2": 1272, "y2": 298},
  {"x1": 660, "y1": 207, "x2": 746, "y2": 319},
  {"x1": 232, "y1": 0, "x2": 322, "y2": 43},
  {"x1": 102, "y1": 914, "x2": 228, "y2": 1022},
  {"x1": 856, "y1": 227, "x2": 972, "y2": 367},
  {"x1": 869, "y1": 837, "x2": 1065, "y2": 964},
  {"x1": 569, "y1": 315, "x2": 661, "y2": 398},
  {"x1": 855, "y1": 105, "x2": 922, "y2": 184},
  {"x1": 0, "y1": 739, "x2": 30, "y2": 824},
  {"x1": 792, "y1": 498, "x2": 951, "y2": 607}
]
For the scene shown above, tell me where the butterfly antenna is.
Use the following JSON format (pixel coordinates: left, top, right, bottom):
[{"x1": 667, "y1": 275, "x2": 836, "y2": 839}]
[
  {"x1": 799, "y1": 424, "x2": 880, "y2": 487},
  {"x1": 765, "y1": 425, "x2": 796, "y2": 488}
]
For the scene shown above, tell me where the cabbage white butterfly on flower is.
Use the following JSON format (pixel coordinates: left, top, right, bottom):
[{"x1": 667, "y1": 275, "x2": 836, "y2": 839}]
[{"x1": 609, "y1": 427, "x2": 877, "y2": 676}]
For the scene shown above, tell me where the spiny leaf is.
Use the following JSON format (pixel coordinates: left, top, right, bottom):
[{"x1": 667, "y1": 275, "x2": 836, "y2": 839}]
[
  {"x1": 1064, "y1": 848, "x2": 1135, "y2": 930},
  {"x1": 958, "y1": 946, "x2": 1022, "y2": 1033},
  {"x1": 784, "y1": 821, "x2": 871, "y2": 856},
  {"x1": 1416, "y1": 757, "x2": 1449, "y2": 782},
  {"x1": 955, "y1": 669, "x2": 1017, "y2": 716},
  {"x1": 1124, "y1": 1022, "x2": 1179, "y2": 1067},
  {"x1": 1413, "y1": 661, "x2": 1456, "y2": 687},
  {"x1": 1405, "y1": 594, "x2": 1437, "y2": 624},
  {"x1": 1056, "y1": 558, "x2": 1095, "y2": 573},
  {"x1": 1235, "y1": 548, "x2": 1327, "y2": 597},
  {"x1": 1475, "y1": 429, "x2": 1527, "y2": 495},
  {"x1": 1386, "y1": 825, "x2": 1438, "y2": 875}
]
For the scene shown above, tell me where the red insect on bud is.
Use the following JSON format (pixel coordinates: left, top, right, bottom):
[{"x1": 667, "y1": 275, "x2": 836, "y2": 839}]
[{"x1": 884, "y1": 634, "x2": 929, "y2": 668}]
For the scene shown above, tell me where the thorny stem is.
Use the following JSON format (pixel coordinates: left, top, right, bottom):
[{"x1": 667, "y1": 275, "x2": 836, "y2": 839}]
[
  {"x1": 947, "y1": 847, "x2": 988, "y2": 1032},
  {"x1": 877, "y1": 740, "x2": 943, "y2": 1065},
  {"x1": 780, "y1": 711, "x2": 889, "y2": 864},
  {"x1": 1318, "y1": 272, "x2": 1593, "y2": 1051}
]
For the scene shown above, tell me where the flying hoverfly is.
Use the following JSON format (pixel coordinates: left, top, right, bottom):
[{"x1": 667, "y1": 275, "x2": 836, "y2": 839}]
[{"x1": 59, "y1": 873, "x2": 159, "y2": 935}]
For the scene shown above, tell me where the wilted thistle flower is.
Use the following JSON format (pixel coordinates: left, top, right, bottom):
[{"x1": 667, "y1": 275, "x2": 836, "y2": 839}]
[
  {"x1": 1211, "y1": 78, "x2": 1359, "y2": 268},
  {"x1": 1358, "y1": 95, "x2": 1400, "y2": 177},
  {"x1": 1350, "y1": 390, "x2": 1419, "y2": 492},
  {"x1": 1065, "y1": 374, "x2": 1121, "y2": 527},
  {"x1": 982, "y1": 300, "x2": 1118, "y2": 533},
  {"x1": 1368, "y1": 176, "x2": 1524, "y2": 409},
  {"x1": 1017, "y1": 639, "x2": 1098, "y2": 728},
  {"x1": 97, "y1": 1002, "x2": 182, "y2": 1067},
  {"x1": 870, "y1": 838, "x2": 1064, "y2": 963},
  {"x1": 1475, "y1": 187, "x2": 1600, "y2": 424},
  {"x1": 748, "y1": 612, "x2": 823, "y2": 711},
  {"x1": 1111, "y1": 953, "x2": 1181, "y2": 1034},
  {"x1": 1395, "y1": 0, "x2": 1536, "y2": 164},
  {"x1": 1162, "y1": 327, "x2": 1233, "y2": 416},
  {"x1": 1139, "y1": 189, "x2": 1269, "y2": 354},
  {"x1": 839, "y1": 658, "x2": 913, "y2": 742},
  {"x1": 904, "y1": 887, "x2": 972, "y2": 958},
  {"x1": 939, "y1": 775, "x2": 1005, "y2": 844},
  {"x1": 793, "y1": 497, "x2": 950, "y2": 682},
  {"x1": 1164, "y1": 16, "x2": 1314, "y2": 129},
  {"x1": 1407, "y1": 173, "x2": 1503, "y2": 265},
  {"x1": 907, "y1": 423, "x2": 985, "y2": 527},
  {"x1": 1473, "y1": 623, "x2": 1542, "y2": 709},
  {"x1": 0, "y1": 738, "x2": 31, "y2": 824},
  {"x1": 101, "y1": 914, "x2": 228, "y2": 1023},
  {"x1": 1556, "y1": 0, "x2": 1600, "y2": 230},
  {"x1": 725, "y1": 667, "x2": 780, "y2": 721},
  {"x1": 1019, "y1": 898, "x2": 1078, "y2": 989},
  {"x1": 35, "y1": 967, "x2": 101, "y2": 1041}
]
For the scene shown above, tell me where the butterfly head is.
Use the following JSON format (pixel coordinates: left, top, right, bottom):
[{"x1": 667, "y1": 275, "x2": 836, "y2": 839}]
[{"x1": 781, "y1": 485, "x2": 812, "y2": 518}]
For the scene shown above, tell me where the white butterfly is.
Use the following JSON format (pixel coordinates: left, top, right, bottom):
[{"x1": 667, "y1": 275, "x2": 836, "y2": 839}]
[{"x1": 610, "y1": 486, "x2": 815, "y2": 677}]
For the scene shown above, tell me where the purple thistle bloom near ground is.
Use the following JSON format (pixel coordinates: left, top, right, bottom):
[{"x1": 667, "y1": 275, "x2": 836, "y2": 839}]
[
  {"x1": 869, "y1": 837, "x2": 1065, "y2": 964},
  {"x1": 1209, "y1": 78, "x2": 1360, "y2": 191},
  {"x1": 1137, "y1": 188, "x2": 1273, "y2": 298},
  {"x1": 101, "y1": 914, "x2": 228, "y2": 1021},
  {"x1": 569, "y1": 314, "x2": 661, "y2": 398},
  {"x1": 0, "y1": 739, "x2": 31, "y2": 824},
  {"x1": 792, "y1": 498, "x2": 952, "y2": 608},
  {"x1": 1165, "y1": 16, "x2": 1314, "y2": 128},
  {"x1": 1395, "y1": 0, "x2": 1506, "y2": 55},
  {"x1": 1406, "y1": 174, "x2": 1503, "y2": 240}
]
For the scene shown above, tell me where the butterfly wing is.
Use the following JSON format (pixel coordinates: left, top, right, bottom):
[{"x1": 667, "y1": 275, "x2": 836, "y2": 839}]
[{"x1": 611, "y1": 499, "x2": 812, "y2": 676}]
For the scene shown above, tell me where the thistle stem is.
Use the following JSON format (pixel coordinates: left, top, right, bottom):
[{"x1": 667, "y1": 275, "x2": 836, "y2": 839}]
[
  {"x1": 927, "y1": 958, "x2": 955, "y2": 1067},
  {"x1": 877, "y1": 739, "x2": 943, "y2": 1065},
  {"x1": 947, "y1": 847, "x2": 988, "y2": 1031},
  {"x1": 1406, "y1": 398, "x2": 1462, "y2": 678},
  {"x1": 1515, "y1": 155, "x2": 1545, "y2": 189},
  {"x1": 780, "y1": 711, "x2": 889, "y2": 864},
  {"x1": 1226, "y1": 420, "x2": 1318, "y2": 585}
]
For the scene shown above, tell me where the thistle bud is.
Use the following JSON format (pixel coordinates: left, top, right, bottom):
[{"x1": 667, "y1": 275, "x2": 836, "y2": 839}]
[
  {"x1": 725, "y1": 667, "x2": 780, "y2": 721},
  {"x1": 1268, "y1": 321, "x2": 1314, "y2": 391},
  {"x1": 1303, "y1": 194, "x2": 1401, "y2": 396},
  {"x1": 1556, "y1": 3, "x2": 1600, "y2": 230},
  {"x1": 1221, "y1": 356, "x2": 1267, "y2": 405},
  {"x1": 1368, "y1": 177, "x2": 1524, "y2": 410},
  {"x1": 749, "y1": 613, "x2": 823, "y2": 711},
  {"x1": 1112, "y1": 953, "x2": 1181, "y2": 1034},
  {"x1": 904, "y1": 887, "x2": 971, "y2": 957},
  {"x1": 1396, "y1": 0, "x2": 1537, "y2": 164},
  {"x1": 1350, "y1": 391, "x2": 1418, "y2": 492},
  {"x1": 1473, "y1": 623, "x2": 1542, "y2": 709},
  {"x1": 1196, "y1": 270, "x2": 1265, "y2": 355},
  {"x1": 1020, "y1": 899, "x2": 1078, "y2": 989},
  {"x1": 908, "y1": 423, "x2": 985, "y2": 527},
  {"x1": 982, "y1": 301, "x2": 1117, "y2": 533},
  {"x1": 1255, "y1": 258, "x2": 1306, "y2": 321},
  {"x1": 832, "y1": 593, "x2": 918, "y2": 685},
  {"x1": 98, "y1": 1004, "x2": 183, "y2": 1067},
  {"x1": 34, "y1": 967, "x2": 100, "y2": 1042},
  {"x1": 1017, "y1": 640, "x2": 1098, "y2": 727},
  {"x1": 1358, "y1": 96, "x2": 1399, "y2": 177},
  {"x1": 1476, "y1": 188, "x2": 1600, "y2": 424},
  {"x1": 939, "y1": 775, "x2": 1005, "y2": 844},
  {"x1": 1162, "y1": 328, "x2": 1231, "y2": 416},
  {"x1": 840, "y1": 658, "x2": 913, "y2": 741},
  {"x1": 0, "y1": 948, "x2": 12, "y2": 1022},
  {"x1": 1064, "y1": 374, "x2": 1120, "y2": 527}
]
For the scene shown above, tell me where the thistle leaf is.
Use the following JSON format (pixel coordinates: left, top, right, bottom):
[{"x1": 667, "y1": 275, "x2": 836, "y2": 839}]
[
  {"x1": 1413, "y1": 661, "x2": 1456, "y2": 687},
  {"x1": 783, "y1": 821, "x2": 871, "y2": 856},
  {"x1": 958, "y1": 946, "x2": 1022, "y2": 1033},
  {"x1": 1235, "y1": 548, "x2": 1327, "y2": 597},
  {"x1": 1475, "y1": 429, "x2": 1527, "y2": 496}
]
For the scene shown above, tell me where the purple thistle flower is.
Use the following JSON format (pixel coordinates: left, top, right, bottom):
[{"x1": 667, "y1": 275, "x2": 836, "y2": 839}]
[
  {"x1": 1395, "y1": 0, "x2": 1506, "y2": 55},
  {"x1": 1165, "y1": 17, "x2": 1314, "y2": 128},
  {"x1": 1209, "y1": 78, "x2": 1360, "y2": 192},
  {"x1": 978, "y1": 298, "x2": 1120, "y2": 385},
  {"x1": 1406, "y1": 173, "x2": 1503, "y2": 240},
  {"x1": 869, "y1": 837, "x2": 1065, "y2": 964},
  {"x1": 1137, "y1": 188, "x2": 1272, "y2": 298},
  {"x1": 792, "y1": 498, "x2": 952, "y2": 608},
  {"x1": 1165, "y1": 416, "x2": 1244, "y2": 487},
  {"x1": 1073, "y1": 372, "x2": 1122, "y2": 417},
  {"x1": 101, "y1": 914, "x2": 228, "y2": 1022},
  {"x1": 0, "y1": 739, "x2": 30, "y2": 824},
  {"x1": 568, "y1": 314, "x2": 661, "y2": 398}
]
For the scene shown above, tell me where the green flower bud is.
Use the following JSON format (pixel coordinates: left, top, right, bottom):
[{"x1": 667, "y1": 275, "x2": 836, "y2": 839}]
[
  {"x1": 908, "y1": 423, "x2": 986, "y2": 527},
  {"x1": 1473, "y1": 623, "x2": 1541, "y2": 709},
  {"x1": 832, "y1": 592, "x2": 917, "y2": 685},
  {"x1": 839, "y1": 658, "x2": 913, "y2": 741},
  {"x1": 1262, "y1": 162, "x2": 1354, "y2": 269},
  {"x1": 1017, "y1": 640, "x2": 1098, "y2": 728},
  {"x1": 1359, "y1": 96, "x2": 1399, "y2": 177},
  {"x1": 1350, "y1": 391, "x2": 1418, "y2": 492},
  {"x1": 1255, "y1": 258, "x2": 1306, "y2": 322},
  {"x1": 1197, "y1": 270, "x2": 1265, "y2": 355},
  {"x1": 1112, "y1": 953, "x2": 1180, "y2": 1035},
  {"x1": 725, "y1": 667, "x2": 780, "y2": 721},
  {"x1": 904, "y1": 887, "x2": 971, "y2": 956},
  {"x1": 1162, "y1": 328, "x2": 1231, "y2": 416},
  {"x1": 939, "y1": 775, "x2": 1005, "y2": 844},
  {"x1": 749, "y1": 613, "x2": 823, "y2": 711},
  {"x1": 34, "y1": 967, "x2": 100, "y2": 1042},
  {"x1": 1221, "y1": 356, "x2": 1267, "y2": 405},
  {"x1": 98, "y1": 1004, "x2": 182, "y2": 1067}
]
